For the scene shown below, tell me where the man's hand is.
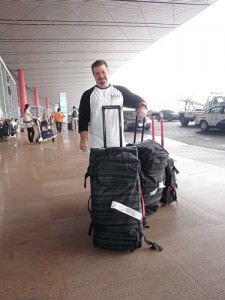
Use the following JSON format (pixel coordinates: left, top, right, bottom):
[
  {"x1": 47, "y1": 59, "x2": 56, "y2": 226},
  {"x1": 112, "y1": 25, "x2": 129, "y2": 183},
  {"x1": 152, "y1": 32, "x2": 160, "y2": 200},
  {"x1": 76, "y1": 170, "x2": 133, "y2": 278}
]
[
  {"x1": 136, "y1": 105, "x2": 147, "y2": 118},
  {"x1": 80, "y1": 131, "x2": 89, "y2": 152}
]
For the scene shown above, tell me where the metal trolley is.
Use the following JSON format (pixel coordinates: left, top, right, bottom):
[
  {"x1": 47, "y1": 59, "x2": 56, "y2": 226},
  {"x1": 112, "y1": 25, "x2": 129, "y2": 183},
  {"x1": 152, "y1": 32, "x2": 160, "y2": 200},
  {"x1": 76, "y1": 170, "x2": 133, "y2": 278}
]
[{"x1": 34, "y1": 119, "x2": 56, "y2": 143}]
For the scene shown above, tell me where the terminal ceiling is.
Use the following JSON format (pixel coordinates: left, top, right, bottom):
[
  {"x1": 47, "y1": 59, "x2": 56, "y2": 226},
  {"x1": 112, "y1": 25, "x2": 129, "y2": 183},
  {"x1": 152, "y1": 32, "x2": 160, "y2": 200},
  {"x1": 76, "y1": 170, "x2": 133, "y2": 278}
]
[{"x1": 0, "y1": 0, "x2": 217, "y2": 109}]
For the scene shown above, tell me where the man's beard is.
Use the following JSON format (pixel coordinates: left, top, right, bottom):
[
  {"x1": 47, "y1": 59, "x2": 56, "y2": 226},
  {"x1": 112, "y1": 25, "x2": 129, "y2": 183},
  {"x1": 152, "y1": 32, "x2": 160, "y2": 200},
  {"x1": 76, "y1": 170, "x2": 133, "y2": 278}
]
[{"x1": 98, "y1": 78, "x2": 107, "y2": 86}]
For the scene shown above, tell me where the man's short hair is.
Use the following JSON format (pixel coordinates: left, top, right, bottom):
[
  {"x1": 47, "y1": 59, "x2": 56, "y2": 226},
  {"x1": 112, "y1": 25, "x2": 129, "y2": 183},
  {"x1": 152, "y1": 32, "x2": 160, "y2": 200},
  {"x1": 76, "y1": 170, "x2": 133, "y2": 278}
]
[{"x1": 91, "y1": 60, "x2": 108, "y2": 73}]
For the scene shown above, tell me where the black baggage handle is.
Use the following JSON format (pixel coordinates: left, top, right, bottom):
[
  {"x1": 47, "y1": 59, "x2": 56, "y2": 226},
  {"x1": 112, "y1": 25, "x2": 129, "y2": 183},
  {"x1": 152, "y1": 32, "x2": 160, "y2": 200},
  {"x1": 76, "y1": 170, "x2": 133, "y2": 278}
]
[
  {"x1": 133, "y1": 116, "x2": 145, "y2": 144},
  {"x1": 102, "y1": 105, "x2": 123, "y2": 148}
]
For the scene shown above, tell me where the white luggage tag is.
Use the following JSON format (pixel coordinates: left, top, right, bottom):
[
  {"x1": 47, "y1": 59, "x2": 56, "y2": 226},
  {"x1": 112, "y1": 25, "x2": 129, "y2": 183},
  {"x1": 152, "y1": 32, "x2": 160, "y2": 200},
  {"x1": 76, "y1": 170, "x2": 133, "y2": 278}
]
[{"x1": 111, "y1": 201, "x2": 142, "y2": 221}]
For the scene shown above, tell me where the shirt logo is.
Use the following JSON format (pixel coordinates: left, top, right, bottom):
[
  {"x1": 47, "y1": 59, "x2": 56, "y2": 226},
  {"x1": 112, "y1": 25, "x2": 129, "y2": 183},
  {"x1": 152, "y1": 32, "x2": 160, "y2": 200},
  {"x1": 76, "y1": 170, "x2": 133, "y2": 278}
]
[{"x1": 111, "y1": 94, "x2": 120, "y2": 99}]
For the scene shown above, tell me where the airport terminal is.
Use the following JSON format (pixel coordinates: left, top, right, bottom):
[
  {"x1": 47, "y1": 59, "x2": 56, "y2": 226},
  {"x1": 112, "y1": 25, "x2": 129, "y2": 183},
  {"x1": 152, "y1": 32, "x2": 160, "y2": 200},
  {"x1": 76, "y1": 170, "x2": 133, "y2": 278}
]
[{"x1": 1, "y1": 1, "x2": 225, "y2": 299}]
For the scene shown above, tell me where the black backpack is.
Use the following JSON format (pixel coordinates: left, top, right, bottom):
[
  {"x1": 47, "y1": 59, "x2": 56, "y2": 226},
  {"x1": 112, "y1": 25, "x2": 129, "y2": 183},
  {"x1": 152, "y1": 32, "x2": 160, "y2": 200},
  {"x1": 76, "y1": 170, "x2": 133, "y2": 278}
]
[
  {"x1": 127, "y1": 138, "x2": 169, "y2": 215},
  {"x1": 72, "y1": 110, "x2": 77, "y2": 118},
  {"x1": 161, "y1": 157, "x2": 179, "y2": 205}
]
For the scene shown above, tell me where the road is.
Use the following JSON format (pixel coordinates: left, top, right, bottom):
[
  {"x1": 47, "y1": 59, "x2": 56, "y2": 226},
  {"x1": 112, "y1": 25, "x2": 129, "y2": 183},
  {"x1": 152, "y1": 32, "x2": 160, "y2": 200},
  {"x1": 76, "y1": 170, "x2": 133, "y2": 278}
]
[{"x1": 125, "y1": 121, "x2": 225, "y2": 152}]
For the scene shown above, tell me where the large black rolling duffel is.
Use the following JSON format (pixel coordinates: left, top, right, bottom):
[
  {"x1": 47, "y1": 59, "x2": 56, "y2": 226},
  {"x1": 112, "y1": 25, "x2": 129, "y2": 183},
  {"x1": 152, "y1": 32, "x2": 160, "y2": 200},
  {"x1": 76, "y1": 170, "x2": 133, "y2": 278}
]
[{"x1": 85, "y1": 105, "x2": 162, "y2": 252}]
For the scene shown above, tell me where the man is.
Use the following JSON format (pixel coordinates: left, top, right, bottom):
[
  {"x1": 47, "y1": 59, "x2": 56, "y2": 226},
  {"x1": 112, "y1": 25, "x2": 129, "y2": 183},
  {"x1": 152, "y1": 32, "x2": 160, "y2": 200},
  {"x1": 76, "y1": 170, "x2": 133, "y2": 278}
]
[
  {"x1": 79, "y1": 59, "x2": 148, "y2": 151},
  {"x1": 71, "y1": 106, "x2": 78, "y2": 130},
  {"x1": 55, "y1": 107, "x2": 63, "y2": 133}
]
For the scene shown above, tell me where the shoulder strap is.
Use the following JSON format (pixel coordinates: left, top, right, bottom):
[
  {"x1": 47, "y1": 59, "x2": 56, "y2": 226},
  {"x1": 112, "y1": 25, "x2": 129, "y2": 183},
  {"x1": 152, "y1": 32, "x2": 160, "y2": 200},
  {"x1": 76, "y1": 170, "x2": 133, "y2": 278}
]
[
  {"x1": 84, "y1": 167, "x2": 90, "y2": 188},
  {"x1": 143, "y1": 233, "x2": 163, "y2": 251}
]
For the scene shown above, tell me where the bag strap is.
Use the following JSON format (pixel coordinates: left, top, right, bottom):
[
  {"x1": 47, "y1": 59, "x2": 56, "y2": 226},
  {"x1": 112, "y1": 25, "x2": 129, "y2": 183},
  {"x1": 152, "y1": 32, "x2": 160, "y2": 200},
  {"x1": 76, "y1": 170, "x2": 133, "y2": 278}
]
[
  {"x1": 88, "y1": 196, "x2": 91, "y2": 214},
  {"x1": 87, "y1": 196, "x2": 93, "y2": 236},
  {"x1": 88, "y1": 221, "x2": 93, "y2": 236},
  {"x1": 143, "y1": 233, "x2": 163, "y2": 251},
  {"x1": 84, "y1": 165, "x2": 91, "y2": 188}
]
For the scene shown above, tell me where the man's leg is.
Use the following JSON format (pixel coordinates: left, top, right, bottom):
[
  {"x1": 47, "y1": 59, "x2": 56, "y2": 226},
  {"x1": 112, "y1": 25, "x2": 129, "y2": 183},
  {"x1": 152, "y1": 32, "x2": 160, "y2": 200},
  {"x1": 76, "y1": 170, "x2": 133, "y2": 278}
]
[
  {"x1": 31, "y1": 127, "x2": 35, "y2": 143},
  {"x1": 59, "y1": 122, "x2": 62, "y2": 132},
  {"x1": 74, "y1": 118, "x2": 77, "y2": 131},
  {"x1": 27, "y1": 127, "x2": 33, "y2": 143}
]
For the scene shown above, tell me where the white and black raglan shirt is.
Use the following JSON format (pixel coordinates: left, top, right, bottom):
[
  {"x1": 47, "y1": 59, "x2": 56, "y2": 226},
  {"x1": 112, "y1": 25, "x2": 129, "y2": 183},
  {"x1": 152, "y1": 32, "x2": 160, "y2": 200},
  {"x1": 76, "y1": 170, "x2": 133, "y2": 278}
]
[{"x1": 78, "y1": 84, "x2": 146, "y2": 148}]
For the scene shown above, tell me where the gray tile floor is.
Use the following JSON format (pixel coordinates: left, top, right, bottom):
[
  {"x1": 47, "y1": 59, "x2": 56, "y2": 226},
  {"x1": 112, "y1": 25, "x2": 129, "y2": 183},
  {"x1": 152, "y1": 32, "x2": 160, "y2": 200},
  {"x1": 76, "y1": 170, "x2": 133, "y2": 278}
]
[{"x1": 1, "y1": 128, "x2": 225, "y2": 300}]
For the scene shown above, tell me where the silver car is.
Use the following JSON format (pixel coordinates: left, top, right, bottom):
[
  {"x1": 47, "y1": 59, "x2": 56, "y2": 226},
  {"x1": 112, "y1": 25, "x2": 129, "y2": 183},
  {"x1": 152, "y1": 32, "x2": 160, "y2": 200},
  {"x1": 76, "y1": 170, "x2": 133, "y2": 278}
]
[
  {"x1": 195, "y1": 105, "x2": 225, "y2": 132},
  {"x1": 123, "y1": 110, "x2": 151, "y2": 131}
]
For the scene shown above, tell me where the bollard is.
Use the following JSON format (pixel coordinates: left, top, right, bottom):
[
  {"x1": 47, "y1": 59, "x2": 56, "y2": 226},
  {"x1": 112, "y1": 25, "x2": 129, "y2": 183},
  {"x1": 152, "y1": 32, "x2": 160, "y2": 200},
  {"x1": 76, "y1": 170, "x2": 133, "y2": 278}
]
[
  {"x1": 160, "y1": 112, "x2": 164, "y2": 147},
  {"x1": 151, "y1": 115, "x2": 155, "y2": 140}
]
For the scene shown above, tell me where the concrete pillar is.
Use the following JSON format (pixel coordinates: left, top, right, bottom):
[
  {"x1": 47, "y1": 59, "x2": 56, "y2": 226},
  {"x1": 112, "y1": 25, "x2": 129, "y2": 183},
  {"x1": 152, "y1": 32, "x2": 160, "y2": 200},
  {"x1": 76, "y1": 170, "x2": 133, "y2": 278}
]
[
  {"x1": 45, "y1": 96, "x2": 50, "y2": 110},
  {"x1": 34, "y1": 87, "x2": 40, "y2": 106},
  {"x1": 18, "y1": 69, "x2": 27, "y2": 117}
]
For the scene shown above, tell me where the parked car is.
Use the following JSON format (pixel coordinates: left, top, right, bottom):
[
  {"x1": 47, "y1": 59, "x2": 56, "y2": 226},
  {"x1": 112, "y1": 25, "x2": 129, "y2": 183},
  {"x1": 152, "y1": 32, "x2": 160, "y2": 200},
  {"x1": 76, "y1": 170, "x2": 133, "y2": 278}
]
[
  {"x1": 146, "y1": 110, "x2": 159, "y2": 118},
  {"x1": 155, "y1": 109, "x2": 179, "y2": 121},
  {"x1": 123, "y1": 110, "x2": 151, "y2": 131},
  {"x1": 195, "y1": 105, "x2": 225, "y2": 132}
]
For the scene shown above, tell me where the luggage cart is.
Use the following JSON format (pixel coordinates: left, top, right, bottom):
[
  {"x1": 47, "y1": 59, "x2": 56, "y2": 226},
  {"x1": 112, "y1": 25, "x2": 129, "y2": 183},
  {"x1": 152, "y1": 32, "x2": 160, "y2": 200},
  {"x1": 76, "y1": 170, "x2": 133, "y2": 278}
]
[{"x1": 34, "y1": 119, "x2": 56, "y2": 143}]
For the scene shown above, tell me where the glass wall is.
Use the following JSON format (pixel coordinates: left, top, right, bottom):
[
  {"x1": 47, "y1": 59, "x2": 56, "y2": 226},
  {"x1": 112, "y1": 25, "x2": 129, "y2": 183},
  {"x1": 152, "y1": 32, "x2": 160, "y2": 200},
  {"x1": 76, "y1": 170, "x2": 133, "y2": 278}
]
[{"x1": 0, "y1": 56, "x2": 20, "y2": 120}]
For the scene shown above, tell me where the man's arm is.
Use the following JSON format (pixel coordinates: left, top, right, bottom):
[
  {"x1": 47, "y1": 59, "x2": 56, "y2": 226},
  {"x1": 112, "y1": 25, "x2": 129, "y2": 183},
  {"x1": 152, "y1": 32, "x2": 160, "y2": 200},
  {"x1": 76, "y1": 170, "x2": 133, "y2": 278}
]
[
  {"x1": 78, "y1": 87, "x2": 94, "y2": 151},
  {"x1": 78, "y1": 90, "x2": 91, "y2": 133},
  {"x1": 115, "y1": 85, "x2": 148, "y2": 117},
  {"x1": 80, "y1": 131, "x2": 89, "y2": 152},
  {"x1": 136, "y1": 104, "x2": 147, "y2": 118}
]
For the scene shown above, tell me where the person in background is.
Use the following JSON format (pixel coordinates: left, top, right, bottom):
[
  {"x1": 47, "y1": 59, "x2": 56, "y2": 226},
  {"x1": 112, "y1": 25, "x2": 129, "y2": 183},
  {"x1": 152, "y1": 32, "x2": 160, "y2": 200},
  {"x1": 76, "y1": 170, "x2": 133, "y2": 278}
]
[
  {"x1": 78, "y1": 59, "x2": 148, "y2": 152},
  {"x1": 50, "y1": 112, "x2": 55, "y2": 125},
  {"x1": 71, "y1": 106, "x2": 78, "y2": 131},
  {"x1": 42, "y1": 111, "x2": 49, "y2": 124},
  {"x1": 0, "y1": 119, "x2": 5, "y2": 140},
  {"x1": 24, "y1": 104, "x2": 35, "y2": 144},
  {"x1": 14, "y1": 118, "x2": 19, "y2": 132},
  {"x1": 10, "y1": 118, "x2": 18, "y2": 136},
  {"x1": 55, "y1": 107, "x2": 64, "y2": 133}
]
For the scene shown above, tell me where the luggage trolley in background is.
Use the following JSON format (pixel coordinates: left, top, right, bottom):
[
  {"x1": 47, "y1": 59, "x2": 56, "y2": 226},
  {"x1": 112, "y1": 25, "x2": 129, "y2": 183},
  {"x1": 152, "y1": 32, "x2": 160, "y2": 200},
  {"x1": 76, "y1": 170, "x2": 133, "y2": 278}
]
[
  {"x1": 35, "y1": 119, "x2": 56, "y2": 143},
  {"x1": 29, "y1": 105, "x2": 44, "y2": 120},
  {"x1": 29, "y1": 105, "x2": 56, "y2": 143}
]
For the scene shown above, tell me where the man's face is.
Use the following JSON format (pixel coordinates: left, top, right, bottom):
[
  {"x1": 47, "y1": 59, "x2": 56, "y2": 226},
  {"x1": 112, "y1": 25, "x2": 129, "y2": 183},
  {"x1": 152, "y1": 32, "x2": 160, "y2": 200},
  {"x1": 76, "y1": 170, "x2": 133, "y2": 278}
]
[{"x1": 92, "y1": 64, "x2": 109, "y2": 88}]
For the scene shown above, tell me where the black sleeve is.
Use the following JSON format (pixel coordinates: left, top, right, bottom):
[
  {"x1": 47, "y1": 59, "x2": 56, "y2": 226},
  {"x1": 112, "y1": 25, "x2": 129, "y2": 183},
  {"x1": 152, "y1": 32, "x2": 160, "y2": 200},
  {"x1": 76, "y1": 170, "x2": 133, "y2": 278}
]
[
  {"x1": 114, "y1": 85, "x2": 147, "y2": 109},
  {"x1": 78, "y1": 87, "x2": 94, "y2": 133}
]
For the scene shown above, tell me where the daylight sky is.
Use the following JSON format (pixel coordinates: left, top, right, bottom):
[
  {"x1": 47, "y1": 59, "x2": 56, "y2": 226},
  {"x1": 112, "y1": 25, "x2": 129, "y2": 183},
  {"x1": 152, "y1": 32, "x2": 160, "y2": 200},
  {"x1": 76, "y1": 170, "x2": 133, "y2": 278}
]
[{"x1": 111, "y1": 0, "x2": 225, "y2": 111}]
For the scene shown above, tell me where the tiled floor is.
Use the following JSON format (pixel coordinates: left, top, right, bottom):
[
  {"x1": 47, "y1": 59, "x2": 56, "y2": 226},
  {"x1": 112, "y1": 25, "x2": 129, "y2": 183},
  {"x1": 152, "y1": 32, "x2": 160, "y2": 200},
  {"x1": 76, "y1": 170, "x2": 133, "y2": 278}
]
[{"x1": 1, "y1": 128, "x2": 225, "y2": 300}]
